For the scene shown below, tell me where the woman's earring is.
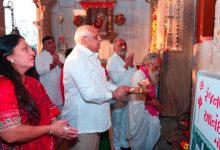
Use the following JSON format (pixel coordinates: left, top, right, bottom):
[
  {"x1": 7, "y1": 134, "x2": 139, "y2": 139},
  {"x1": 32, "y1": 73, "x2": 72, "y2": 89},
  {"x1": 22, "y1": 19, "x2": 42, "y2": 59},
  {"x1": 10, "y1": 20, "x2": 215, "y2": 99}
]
[
  {"x1": 6, "y1": 56, "x2": 14, "y2": 64},
  {"x1": 10, "y1": 59, "x2": 14, "y2": 64}
]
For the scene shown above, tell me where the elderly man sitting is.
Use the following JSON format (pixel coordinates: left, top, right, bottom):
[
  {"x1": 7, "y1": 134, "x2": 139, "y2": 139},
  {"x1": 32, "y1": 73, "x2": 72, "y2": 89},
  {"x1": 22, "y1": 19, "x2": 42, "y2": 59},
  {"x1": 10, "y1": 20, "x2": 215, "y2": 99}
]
[{"x1": 127, "y1": 53, "x2": 163, "y2": 150}]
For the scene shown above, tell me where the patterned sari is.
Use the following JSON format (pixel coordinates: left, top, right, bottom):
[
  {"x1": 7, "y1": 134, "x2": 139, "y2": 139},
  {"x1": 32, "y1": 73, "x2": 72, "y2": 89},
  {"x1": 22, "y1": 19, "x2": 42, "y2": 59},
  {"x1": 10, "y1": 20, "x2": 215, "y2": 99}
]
[{"x1": 0, "y1": 76, "x2": 60, "y2": 150}]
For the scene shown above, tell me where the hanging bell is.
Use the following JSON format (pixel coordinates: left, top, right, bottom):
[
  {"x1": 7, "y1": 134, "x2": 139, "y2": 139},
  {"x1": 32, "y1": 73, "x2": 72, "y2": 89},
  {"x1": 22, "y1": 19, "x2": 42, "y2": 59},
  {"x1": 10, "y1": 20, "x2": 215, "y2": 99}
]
[{"x1": 11, "y1": 27, "x2": 20, "y2": 35}]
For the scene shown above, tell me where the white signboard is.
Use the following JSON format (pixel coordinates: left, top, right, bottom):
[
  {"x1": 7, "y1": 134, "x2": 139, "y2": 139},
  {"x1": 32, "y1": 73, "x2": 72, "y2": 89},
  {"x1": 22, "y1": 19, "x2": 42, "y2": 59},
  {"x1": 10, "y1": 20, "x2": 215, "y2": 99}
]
[{"x1": 190, "y1": 72, "x2": 220, "y2": 150}]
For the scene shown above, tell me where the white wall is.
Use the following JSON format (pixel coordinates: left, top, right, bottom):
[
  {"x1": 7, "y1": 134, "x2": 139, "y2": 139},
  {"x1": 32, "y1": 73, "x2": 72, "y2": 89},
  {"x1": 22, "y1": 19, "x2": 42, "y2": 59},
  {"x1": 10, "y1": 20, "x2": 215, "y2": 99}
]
[{"x1": 51, "y1": 0, "x2": 151, "y2": 65}]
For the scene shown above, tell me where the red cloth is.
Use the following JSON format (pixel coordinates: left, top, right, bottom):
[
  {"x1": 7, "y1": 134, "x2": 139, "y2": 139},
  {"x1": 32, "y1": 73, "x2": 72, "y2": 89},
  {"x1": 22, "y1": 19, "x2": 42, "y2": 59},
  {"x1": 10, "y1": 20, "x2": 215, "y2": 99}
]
[
  {"x1": 139, "y1": 66, "x2": 159, "y2": 116},
  {"x1": 0, "y1": 76, "x2": 59, "y2": 150},
  {"x1": 80, "y1": 2, "x2": 115, "y2": 9},
  {"x1": 60, "y1": 68, "x2": 64, "y2": 105}
]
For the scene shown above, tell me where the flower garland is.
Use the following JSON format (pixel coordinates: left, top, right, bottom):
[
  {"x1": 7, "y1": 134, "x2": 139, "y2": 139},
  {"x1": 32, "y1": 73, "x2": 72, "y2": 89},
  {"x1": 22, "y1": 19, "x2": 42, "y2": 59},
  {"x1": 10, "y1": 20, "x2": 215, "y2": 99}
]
[
  {"x1": 150, "y1": 8, "x2": 158, "y2": 52},
  {"x1": 114, "y1": 13, "x2": 126, "y2": 25},
  {"x1": 73, "y1": 15, "x2": 84, "y2": 27}
]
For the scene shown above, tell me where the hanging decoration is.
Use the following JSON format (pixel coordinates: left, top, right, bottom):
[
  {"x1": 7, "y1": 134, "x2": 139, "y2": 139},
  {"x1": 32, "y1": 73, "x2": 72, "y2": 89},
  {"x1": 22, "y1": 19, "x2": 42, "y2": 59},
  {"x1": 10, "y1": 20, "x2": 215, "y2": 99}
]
[
  {"x1": 58, "y1": 35, "x2": 67, "y2": 55},
  {"x1": 160, "y1": 0, "x2": 184, "y2": 51},
  {"x1": 114, "y1": 13, "x2": 126, "y2": 25},
  {"x1": 57, "y1": 13, "x2": 64, "y2": 24},
  {"x1": 150, "y1": 8, "x2": 158, "y2": 52},
  {"x1": 73, "y1": 15, "x2": 84, "y2": 27},
  {"x1": 58, "y1": 35, "x2": 65, "y2": 42},
  {"x1": 4, "y1": 1, "x2": 20, "y2": 35},
  {"x1": 57, "y1": 0, "x2": 67, "y2": 54}
]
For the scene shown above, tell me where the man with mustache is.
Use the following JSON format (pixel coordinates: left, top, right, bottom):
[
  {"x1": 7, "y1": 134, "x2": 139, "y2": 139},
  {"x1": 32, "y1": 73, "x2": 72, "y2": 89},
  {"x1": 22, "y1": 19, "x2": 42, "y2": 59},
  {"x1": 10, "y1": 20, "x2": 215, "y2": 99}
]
[
  {"x1": 127, "y1": 53, "x2": 163, "y2": 150},
  {"x1": 107, "y1": 38, "x2": 137, "y2": 150},
  {"x1": 35, "y1": 36, "x2": 65, "y2": 115}
]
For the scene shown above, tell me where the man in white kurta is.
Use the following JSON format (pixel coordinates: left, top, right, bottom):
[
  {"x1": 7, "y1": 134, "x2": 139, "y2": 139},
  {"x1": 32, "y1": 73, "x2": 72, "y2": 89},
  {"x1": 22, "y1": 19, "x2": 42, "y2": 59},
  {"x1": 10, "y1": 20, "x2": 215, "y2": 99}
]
[
  {"x1": 61, "y1": 25, "x2": 130, "y2": 150},
  {"x1": 106, "y1": 38, "x2": 136, "y2": 150},
  {"x1": 35, "y1": 36, "x2": 64, "y2": 111}
]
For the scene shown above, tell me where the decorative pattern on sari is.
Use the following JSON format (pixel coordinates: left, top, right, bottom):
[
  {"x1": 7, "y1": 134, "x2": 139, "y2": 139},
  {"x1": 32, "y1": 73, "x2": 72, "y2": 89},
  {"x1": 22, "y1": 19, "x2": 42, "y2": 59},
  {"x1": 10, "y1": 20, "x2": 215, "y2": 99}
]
[
  {"x1": 139, "y1": 66, "x2": 159, "y2": 116},
  {"x1": 0, "y1": 76, "x2": 57, "y2": 150},
  {"x1": 0, "y1": 110, "x2": 21, "y2": 132}
]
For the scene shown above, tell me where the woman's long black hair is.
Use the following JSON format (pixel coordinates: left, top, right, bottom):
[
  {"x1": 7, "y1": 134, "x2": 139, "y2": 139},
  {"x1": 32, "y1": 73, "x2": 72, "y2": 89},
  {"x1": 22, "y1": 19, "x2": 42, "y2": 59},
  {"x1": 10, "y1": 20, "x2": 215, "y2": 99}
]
[{"x1": 0, "y1": 34, "x2": 40, "y2": 124}]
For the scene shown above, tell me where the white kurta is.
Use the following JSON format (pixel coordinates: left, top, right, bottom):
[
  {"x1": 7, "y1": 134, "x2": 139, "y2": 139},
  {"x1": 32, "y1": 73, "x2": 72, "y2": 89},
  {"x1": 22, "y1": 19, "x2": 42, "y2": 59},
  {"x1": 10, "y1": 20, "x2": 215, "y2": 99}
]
[
  {"x1": 127, "y1": 70, "x2": 161, "y2": 150},
  {"x1": 61, "y1": 44, "x2": 117, "y2": 134},
  {"x1": 107, "y1": 53, "x2": 137, "y2": 150},
  {"x1": 35, "y1": 50, "x2": 64, "y2": 107}
]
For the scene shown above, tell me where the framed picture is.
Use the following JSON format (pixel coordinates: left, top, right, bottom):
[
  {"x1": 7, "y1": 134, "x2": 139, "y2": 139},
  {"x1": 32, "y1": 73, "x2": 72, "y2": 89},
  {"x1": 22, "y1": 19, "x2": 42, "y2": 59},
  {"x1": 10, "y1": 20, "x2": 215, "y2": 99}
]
[
  {"x1": 85, "y1": 7, "x2": 117, "y2": 42},
  {"x1": 86, "y1": 8, "x2": 108, "y2": 36}
]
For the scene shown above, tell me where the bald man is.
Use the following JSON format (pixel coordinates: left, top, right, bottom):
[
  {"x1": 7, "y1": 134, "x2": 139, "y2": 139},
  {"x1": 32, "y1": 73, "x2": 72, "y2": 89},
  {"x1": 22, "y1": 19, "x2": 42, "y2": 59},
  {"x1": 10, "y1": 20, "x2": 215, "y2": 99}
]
[{"x1": 61, "y1": 25, "x2": 130, "y2": 150}]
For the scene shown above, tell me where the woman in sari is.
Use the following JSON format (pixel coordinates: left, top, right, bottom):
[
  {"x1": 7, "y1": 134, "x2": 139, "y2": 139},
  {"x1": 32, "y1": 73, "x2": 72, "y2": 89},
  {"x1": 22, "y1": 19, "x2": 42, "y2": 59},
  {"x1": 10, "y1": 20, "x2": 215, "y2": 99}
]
[{"x1": 0, "y1": 34, "x2": 78, "y2": 150}]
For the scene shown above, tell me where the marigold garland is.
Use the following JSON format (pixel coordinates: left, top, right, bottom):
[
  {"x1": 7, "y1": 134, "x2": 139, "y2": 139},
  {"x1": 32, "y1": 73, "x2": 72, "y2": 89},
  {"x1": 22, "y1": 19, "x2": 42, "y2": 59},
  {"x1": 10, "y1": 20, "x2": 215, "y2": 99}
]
[{"x1": 150, "y1": 8, "x2": 158, "y2": 52}]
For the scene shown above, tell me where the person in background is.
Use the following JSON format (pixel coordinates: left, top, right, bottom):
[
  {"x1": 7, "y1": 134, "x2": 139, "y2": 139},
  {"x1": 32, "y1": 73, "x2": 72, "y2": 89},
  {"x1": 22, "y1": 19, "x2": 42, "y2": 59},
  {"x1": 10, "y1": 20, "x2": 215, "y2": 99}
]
[
  {"x1": 60, "y1": 48, "x2": 73, "y2": 105},
  {"x1": 106, "y1": 38, "x2": 137, "y2": 150},
  {"x1": 61, "y1": 25, "x2": 130, "y2": 150},
  {"x1": 0, "y1": 34, "x2": 78, "y2": 150},
  {"x1": 127, "y1": 53, "x2": 163, "y2": 150},
  {"x1": 35, "y1": 36, "x2": 65, "y2": 113}
]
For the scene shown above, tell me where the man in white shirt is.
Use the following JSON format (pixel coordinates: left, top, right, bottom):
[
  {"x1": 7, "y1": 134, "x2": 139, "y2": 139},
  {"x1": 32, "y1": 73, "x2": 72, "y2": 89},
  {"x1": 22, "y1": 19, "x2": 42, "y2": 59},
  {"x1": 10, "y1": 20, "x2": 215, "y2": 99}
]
[
  {"x1": 35, "y1": 36, "x2": 64, "y2": 112},
  {"x1": 61, "y1": 25, "x2": 130, "y2": 150},
  {"x1": 106, "y1": 38, "x2": 136, "y2": 150}
]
